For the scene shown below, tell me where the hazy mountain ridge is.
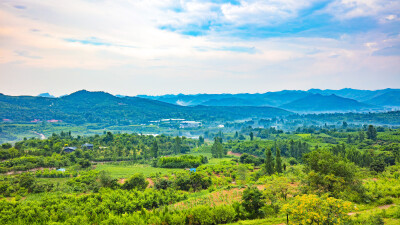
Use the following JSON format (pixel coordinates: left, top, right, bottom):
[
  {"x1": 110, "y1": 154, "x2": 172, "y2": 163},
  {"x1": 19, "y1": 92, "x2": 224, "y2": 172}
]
[
  {"x1": 0, "y1": 90, "x2": 292, "y2": 124},
  {"x1": 138, "y1": 88, "x2": 398, "y2": 110},
  {"x1": 280, "y1": 94, "x2": 378, "y2": 112},
  {"x1": 364, "y1": 90, "x2": 400, "y2": 107}
]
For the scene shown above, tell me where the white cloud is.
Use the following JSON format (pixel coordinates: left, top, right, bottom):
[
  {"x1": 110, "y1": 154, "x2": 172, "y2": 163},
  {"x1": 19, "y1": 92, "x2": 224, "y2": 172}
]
[
  {"x1": 0, "y1": 0, "x2": 399, "y2": 96},
  {"x1": 324, "y1": 0, "x2": 400, "y2": 20}
]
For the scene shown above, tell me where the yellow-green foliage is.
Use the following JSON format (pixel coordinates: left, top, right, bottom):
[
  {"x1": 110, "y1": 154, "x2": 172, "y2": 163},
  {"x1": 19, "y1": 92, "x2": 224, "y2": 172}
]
[{"x1": 282, "y1": 194, "x2": 353, "y2": 225}]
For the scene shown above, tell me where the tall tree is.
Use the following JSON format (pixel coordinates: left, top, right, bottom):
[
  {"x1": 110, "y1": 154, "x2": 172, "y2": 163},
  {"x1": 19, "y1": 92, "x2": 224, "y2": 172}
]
[
  {"x1": 132, "y1": 147, "x2": 137, "y2": 161},
  {"x1": 198, "y1": 136, "x2": 204, "y2": 146},
  {"x1": 151, "y1": 140, "x2": 158, "y2": 158},
  {"x1": 174, "y1": 136, "x2": 182, "y2": 155},
  {"x1": 358, "y1": 131, "x2": 365, "y2": 142},
  {"x1": 275, "y1": 147, "x2": 282, "y2": 173},
  {"x1": 366, "y1": 125, "x2": 377, "y2": 140},
  {"x1": 250, "y1": 132, "x2": 254, "y2": 141},
  {"x1": 265, "y1": 148, "x2": 275, "y2": 175}
]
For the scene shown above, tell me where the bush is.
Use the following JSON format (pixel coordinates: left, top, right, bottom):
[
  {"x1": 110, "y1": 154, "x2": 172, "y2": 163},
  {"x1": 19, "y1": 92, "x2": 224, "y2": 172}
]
[
  {"x1": 122, "y1": 173, "x2": 148, "y2": 191},
  {"x1": 241, "y1": 186, "x2": 265, "y2": 219},
  {"x1": 154, "y1": 178, "x2": 172, "y2": 190},
  {"x1": 157, "y1": 155, "x2": 206, "y2": 168},
  {"x1": 213, "y1": 205, "x2": 236, "y2": 224},
  {"x1": 288, "y1": 157, "x2": 298, "y2": 165}
]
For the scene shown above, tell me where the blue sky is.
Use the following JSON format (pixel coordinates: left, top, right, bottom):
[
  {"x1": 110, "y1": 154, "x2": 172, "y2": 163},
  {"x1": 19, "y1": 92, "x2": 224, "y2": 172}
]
[{"x1": 0, "y1": 0, "x2": 399, "y2": 96}]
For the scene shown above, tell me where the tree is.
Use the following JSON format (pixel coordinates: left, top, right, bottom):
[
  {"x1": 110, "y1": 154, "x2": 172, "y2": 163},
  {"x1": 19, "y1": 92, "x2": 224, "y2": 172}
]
[
  {"x1": 358, "y1": 131, "x2": 365, "y2": 142},
  {"x1": 275, "y1": 147, "x2": 282, "y2": 173},
  {"x1": 265, "y1": 148, "x2": 275, "y2": 175},
  {"x1": 250, "y1": 132, "x2": 254, "y2": 141},
  {"x1": 211, "y1": 137, "x2": 225, "y2": 158},
  {"x1": 366, "y1": 125, "x2": 377, "y2": 140},
  {"x1": 198, "y1": 136, "x2": 204, "y2": 146},
  {"x1": 282, "y1": 194, "x2": 352, "y2": 225},
  {"x1": 132, "y1": 147, "x2": 137, "y2": 161},
  {"x1": 303, "y1": 150, "x2": 365, "y2": 201},
  {"x1": 174, "y1": 136, "x2": 181, "y2": 155},
  {"x1": 122, "y1": 173, "x2": 148, "y2": 191},
  {"x1": 237, "y1": 164, "x2": 247, "y2": 183},
  {"x1": 370, "y1": 157, "x2": 385, "y2": 173},
  {"x1": 151, "y1": 140, "x2": 158, "y2": 158},
  {"x1": 241, "y1": 186, "x2": 265, "y2": 218}
]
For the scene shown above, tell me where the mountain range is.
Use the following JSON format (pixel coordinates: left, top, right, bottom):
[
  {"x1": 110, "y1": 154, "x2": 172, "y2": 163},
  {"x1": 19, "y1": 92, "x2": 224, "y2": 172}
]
[
  {"x1": 0, "y1": 90, "x2": 291, "y2": 124},
  {"x1": 137, "y1": 88, "x2": 400, "y2": 112},
  {"x1": 0, "y1": 88, "x2": 396, "y2": 125}
]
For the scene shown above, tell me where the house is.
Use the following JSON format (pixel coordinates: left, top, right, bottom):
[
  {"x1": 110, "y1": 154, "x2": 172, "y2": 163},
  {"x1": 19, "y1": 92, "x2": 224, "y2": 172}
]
[
  {"x1": 82, "y1": 143, "x2": 94, "y2": 149},
  {"x1": 63, "y1": 147, "x2": 76, "y2": 153},
  {"x1": 179, "y1": 121, "x2": 202, "y2": 128}
]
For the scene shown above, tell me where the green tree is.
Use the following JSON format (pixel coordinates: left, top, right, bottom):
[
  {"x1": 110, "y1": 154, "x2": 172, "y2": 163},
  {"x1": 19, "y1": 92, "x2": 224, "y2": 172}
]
[
  {"x1": 198, "y1": 136, "x2": 204, "y2": 146},
  {"x1": 132, "y1": 147, "x2": 137, "y2": 161},
  {"x1": 303, "y1": 150, "x2": 365, "y2": 201},
  {"x1": 366, "y1": 125, "x2": 377, "y2": 140},
  {"x1": 275, "y1": 147, "x2": 282, "y2": 173},
  {"x1": 174, "y1": 136, "x2": 181, "y2": 155},
  {"x1": 122, "y1": 173, "x2": 148, "y2": 191},
  {"x1": 211, "y1": 137, "x2": 225, "y2": 158},
  {"x1": 151, "y1": 140, "x2": 159, "y2": 158},
  {"x1": 250, "y1": 132, "x2": 254, "y2": 141},
  {"x1": 241, "y1": 186, "x2": 265, "y2": 218},
  {"x1": 358, "y1": 131, "x2": 365, "y2": 142},
  {"x1": 265, "y1": 148, "x2": 275, "y2": 175}
]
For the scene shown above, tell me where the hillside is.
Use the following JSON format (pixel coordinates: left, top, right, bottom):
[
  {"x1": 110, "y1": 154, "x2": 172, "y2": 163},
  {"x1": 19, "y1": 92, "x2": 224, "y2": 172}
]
[
  {"x1": 308, "y1": 88, "x2": 399, "y2": 101},
  {"x1": 0, "y1": 90, "x2": 292, "y2": 124},
  {"x1": 200, "y1": 97, "x2": 259, "y2": 106},
  {"x1": 280, "y1": 94, "x2": 377, "y2": 112},
  {"x1": 363, "y1": 90, "x2": 400, "y2": 107},
  {"x1": 140, "y1": 89, "x2": 399, "y2": 107}
]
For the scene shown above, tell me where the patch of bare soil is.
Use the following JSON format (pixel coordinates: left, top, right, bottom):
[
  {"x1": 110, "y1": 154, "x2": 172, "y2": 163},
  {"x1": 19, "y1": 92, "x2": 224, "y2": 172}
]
[
  {"x1": 227, "y1": 151, "x2": 242, "y2": 157},
  {"x1": 147, "y1": 178, "x2": 154, "y2": 187},
  {"x1": 118, "y1": 178, "x2": 126, "y2": 184}
]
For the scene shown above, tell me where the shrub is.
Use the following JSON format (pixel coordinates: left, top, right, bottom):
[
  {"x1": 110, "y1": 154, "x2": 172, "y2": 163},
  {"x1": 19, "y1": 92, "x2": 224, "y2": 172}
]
[{"x1": 122, "y1": 173, "x2": 148, "y2": 191}]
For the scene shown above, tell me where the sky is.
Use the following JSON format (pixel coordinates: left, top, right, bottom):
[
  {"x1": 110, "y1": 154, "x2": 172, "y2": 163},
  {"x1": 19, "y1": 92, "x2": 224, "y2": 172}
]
[{"x1": 0, "y1": 0, "x2": 399, "y2": 96}]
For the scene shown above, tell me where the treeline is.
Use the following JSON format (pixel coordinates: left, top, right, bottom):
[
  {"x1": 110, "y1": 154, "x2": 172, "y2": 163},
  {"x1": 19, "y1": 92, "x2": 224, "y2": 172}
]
[
  {"x1": 226, "y1": 139, "x2": 309, "y2": 160},
  {"x1": 0, "y1": 132, "x2": 202, "y2": 172}
]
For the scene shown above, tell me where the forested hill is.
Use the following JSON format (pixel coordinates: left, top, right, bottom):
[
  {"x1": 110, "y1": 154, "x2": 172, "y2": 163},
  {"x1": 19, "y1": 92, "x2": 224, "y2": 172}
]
[
  {"x1": 280, "y1": 94, "x2": 378, "y2": 112},
  {"x1": 0, "y1": 90, "x2": 292, "y2": 124},
  {"x1": 138, "y1": 88, "x2": 400, "y2": 109}
]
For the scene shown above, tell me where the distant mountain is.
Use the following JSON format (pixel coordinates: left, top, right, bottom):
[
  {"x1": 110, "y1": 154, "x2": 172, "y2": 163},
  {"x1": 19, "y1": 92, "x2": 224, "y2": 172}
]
[
  {"x1": 0, "y1": 90, "x2": 292, "y2": 124},
  {"x1": 308, "y1": 88, "x2": 399, "y2": 102},
  {"x1": 364, "y1": 91, "x2": 400, "y2": 107},
  {"x1": 140, "y1": 89, "x2": 399, "y2": 108},
  {"x1": 139, "y1": 90, "x2": 311, "y2": 107},
  {"x1": 280, "y1": 94, "x2": 378, "y2": 112},
  {"x1": 201, "y1": 97, "x2": 259, "y2": 106},
  {"x1": 38, "y1": 93, "x2": 55, "y2": 98}
]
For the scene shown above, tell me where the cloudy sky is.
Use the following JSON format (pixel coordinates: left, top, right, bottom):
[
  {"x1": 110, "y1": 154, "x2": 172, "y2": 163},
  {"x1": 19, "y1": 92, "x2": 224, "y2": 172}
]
[{"x1": 0, "y1": 0, "x2": 399, "y2": 96}]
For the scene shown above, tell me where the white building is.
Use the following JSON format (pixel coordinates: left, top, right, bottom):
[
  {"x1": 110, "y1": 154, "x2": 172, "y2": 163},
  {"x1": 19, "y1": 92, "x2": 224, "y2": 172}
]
[{"x1": 180, "y1": 121, "x2": 202, "y2": 128}]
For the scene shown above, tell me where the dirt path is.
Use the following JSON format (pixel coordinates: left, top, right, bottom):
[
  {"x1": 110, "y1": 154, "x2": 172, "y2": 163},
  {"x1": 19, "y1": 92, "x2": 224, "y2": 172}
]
[
  {"x1": 5, "y1": 167, "x2": 56, "y2": 175},
  {"x1": 348, "y1": 204, "x2": 395, "y2": 216},
  {"x1": 32, "y1": 131, "x2": 46, "y2": 140},
  {"x1": 227, "y1": 151, "x2": 242, "y2": 157}
]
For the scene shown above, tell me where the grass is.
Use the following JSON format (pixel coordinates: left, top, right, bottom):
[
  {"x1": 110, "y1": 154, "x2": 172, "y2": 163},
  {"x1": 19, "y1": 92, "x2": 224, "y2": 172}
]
[
  {"x1": 296, "y1": 133, "x2": 311, "y2": 138},
  {"x1": 226, "y1": 217, "x2": 286, "y2": 225},
  {"x1": 95, "y1": 163, "x2": 183, "y2": 178}
]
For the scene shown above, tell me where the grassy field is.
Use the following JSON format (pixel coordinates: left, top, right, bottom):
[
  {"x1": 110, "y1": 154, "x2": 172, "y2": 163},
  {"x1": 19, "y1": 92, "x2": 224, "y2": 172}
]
[{"x1": 94, "y1": 163, "x2": 183, "y2": 178}]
